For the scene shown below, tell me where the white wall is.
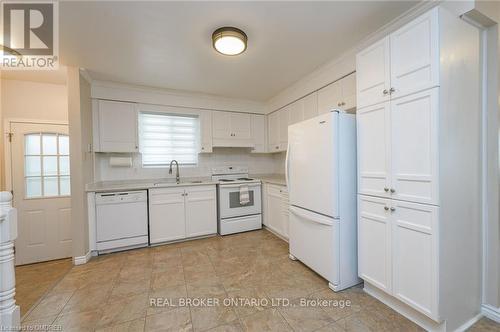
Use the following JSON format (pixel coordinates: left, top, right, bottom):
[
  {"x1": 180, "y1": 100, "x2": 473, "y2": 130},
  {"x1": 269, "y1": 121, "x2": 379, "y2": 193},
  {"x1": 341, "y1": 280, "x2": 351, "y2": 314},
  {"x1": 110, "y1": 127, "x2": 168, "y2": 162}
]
[{"x1": 95, "y1": 148, "x2": 283, "y2": 182}]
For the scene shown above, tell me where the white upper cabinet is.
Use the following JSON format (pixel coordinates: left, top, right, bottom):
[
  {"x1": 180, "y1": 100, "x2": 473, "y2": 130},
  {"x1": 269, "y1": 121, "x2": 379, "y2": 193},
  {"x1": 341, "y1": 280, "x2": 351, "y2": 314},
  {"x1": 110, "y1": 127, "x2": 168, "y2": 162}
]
[
  {"x1": 278, "y1": 108, "x2": 290, "y2": 150},
  {"x1": 356, "y1": 37, "x2": 391, "y2": 109},
  {"x1": 94, "y1": 100, "x2": 138, "y2": 153},
  {"x1": 390, "y1": 9, "x2": 439, "y2": 99},
  {"x1": 212, "y1": 111, "x2": 253, "y2": 147},
  {"x1": 318, "y1": 73, "x2": 357, "y2": 114},
  {"x1": 318, "y1": 81, "x2": 342, "y2": 114},
  {"x1": 251, "y1": 114, "x2": 267, "y2": 153},
  {"x1": 268, "y1": 111, "x2": 280, "y2": 152},
  {"x1": 288, "y1": 100, "x2": 303, "y2": 125},
  {"x1": 199, "y1": 111, "x2": 212, "y2": 153},
  {"x1": 357, "y1": 102, "x2": 391, "y2": 198},
  {"x1": 357, "y1": 8, "x2": 439, "y2": 109},
  {"x1": 302, "y1": 92, "x2": 318, "y2": 120},
  {"x1": 390, "y1": 88, "x2": 438, "y2": 205}
]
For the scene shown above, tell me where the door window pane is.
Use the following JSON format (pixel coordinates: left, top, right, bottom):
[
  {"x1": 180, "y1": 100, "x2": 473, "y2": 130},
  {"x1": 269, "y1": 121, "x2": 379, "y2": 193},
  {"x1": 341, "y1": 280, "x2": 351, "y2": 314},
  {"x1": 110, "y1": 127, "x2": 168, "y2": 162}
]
[
  {"x1": 43, "y1": 177, "x2": 59, "y2": 196},
  {"x1": 24, "y1": 133, "x2": 71, "y2": 198},
  {"x1": 42, "y1": 134, "x2": 57, "y2": 155},
  {"x1": 25, "y1": 135, "x2": 40, "y2": 155},
  {"x1": 60, "y1": 176, "x2": 70, "y2": 196},
  {"x1": 25, "y1": 156, "x2": 41, "y2": 177},
  {"x1": 43, "y1": 156, "x2": 58, "y2": 176},
  {"x1": 26, "y1": 177, "x2": 42, "y2": 197}
]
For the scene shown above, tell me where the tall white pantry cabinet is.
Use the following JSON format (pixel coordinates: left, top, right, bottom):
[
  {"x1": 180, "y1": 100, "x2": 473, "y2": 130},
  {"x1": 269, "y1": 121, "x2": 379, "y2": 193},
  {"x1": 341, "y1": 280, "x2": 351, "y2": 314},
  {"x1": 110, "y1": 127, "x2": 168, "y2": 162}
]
[{"x1": 356, "y1": 7, "x2": 481, "y2": 332}]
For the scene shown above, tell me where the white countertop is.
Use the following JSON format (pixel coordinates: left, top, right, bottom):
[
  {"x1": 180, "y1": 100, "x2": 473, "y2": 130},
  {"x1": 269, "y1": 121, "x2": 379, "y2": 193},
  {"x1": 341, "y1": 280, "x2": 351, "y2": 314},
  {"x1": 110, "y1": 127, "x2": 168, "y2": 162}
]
[{"x1": 86, "y1": 174, "x2": 287, "y2": 193}]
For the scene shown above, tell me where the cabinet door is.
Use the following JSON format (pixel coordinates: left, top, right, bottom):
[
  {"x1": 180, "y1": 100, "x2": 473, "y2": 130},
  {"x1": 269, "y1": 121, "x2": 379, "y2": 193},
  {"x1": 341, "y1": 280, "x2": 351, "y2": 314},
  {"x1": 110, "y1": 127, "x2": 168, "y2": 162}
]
[
  {"x1": 390, "y1": 88, "x2": 438, "y2": 205},
  {"x1": 230, "y1": 113, "x2": 252, "y2": 140},
  {"x1": 358, "y1": 195, "x2": 392, "y2": 293},
  {"x1": 340, "y1": 73, "x2": 356, "y2": 110},
  {"x1": 318, "y1": 81, "x2": 341, "y2": 114},
  {"x1": 149, "y1": 188, "x2": 186, "y2": 243},
  {"x1": 302, "y1": 92, "x2": 318, "y2": 120},
  {"x1": 185, "y1": 186, "x2": 217, "y2": 237},
  {"x1": 266, "y1": 185, "x2": 287, "y2": 238},
  {"x1": 357, "y1": 102, "x2": 391, "y2": 198},
  {"x1": 268, "y1": 112, "x2": 280, "y2": 152},
  {"x1": 251, "y1": 115, "x2": 267, "y2": 153},
  {"x1": 278, "y1": 108, "x2": 290, "y2": 150},
  {"x1": 390, "y1": 8, "x2": 438, "y2": 100},
  {"x1": 98, "y1": 100, "x2": 138, "y2": 152},
  {"x1": 288, "y1": 100, "x2": 303, "y2": 125},
  {"x1": 199, "y1": 111, "x2": 212, "y2": 153},
  {"x1": 280, "y1": 187, "x2": 290, "y2": 239},
  {"x1": 391, "y1": 200, "x2": 438, "y2": 320},
  {"x1": 356, "y1": 37, "x2": 391, "y2": 109},
  {"x1": 212, "y1": 111, "x2": 231, "y2": 139}
]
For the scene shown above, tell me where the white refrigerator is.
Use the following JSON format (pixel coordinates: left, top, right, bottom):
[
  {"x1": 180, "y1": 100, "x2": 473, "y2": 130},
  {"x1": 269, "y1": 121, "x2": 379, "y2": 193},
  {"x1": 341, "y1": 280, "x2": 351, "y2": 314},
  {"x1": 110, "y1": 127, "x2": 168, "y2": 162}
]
[{"x1": 287, "y1": 111, "x2": 360, "y2": 291}]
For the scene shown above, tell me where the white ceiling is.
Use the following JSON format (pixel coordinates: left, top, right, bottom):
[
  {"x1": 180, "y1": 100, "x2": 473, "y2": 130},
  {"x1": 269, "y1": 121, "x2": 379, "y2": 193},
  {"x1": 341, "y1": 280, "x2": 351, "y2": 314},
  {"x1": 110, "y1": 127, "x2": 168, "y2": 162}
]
[{"x1": 60, "y1": 1, "x2": 417, "y2": 101}]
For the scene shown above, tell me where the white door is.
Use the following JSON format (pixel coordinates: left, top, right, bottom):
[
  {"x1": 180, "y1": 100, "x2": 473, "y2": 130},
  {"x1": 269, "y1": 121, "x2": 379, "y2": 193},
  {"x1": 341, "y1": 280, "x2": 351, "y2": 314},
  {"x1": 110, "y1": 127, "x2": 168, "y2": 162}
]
[
  {"x1": 288, "y1": 112, "x2": 338, "y2": 217},
  {"x1": 390, "y1": 8, "x2": 439, "y2": 100},
  {"x1": 318, "y1": 81, "x2": 342, "y2": 114},
  {"x1": 358, "y1": 195, "x2": 392, "y2": 292},
  {"x1": 357, "y1": 102, "x2": 391, "y2": 198},
  {"x1": 340, "y1": 73, "x2": 357, "y2": 110},
  {"x1": 278, "y1": 108, "x2": 290, "y2": 150},
  {"x1": 11, "y1": 122, "x2": 72, "y2": 265},
  {"x1": 391, "y1": 200, "x2": 438, "y2": 320},
  {"x1": 230, "y1": 113, "x2": 252, "y2": 140},
  {"x1": 268, "y1": 112, "x2": 280, "y2": 152},
  {"x1": 185, "y1": 186, "x2": 217, "y2": 237},
  {"x1": 302, "y1": 92, "x2": 318, "y2": 120},
  {"x1": 212, "y1": 111, "x2": 231, "y2": 139},
  {"x1": 266, "y1": 185, "x2": 287, "y2": 238},
  {"x1": 149, "y1": 188, "x2": 186, "y2": 243},
  {"x1": 390, "y1": 88, "x2": 439, "y2": 205},
  {"x1": 98, "y1": 100, "x2": 138, "y2": 152},
  {"x1": 356, "y1": 37, "x2": 391, "y2": 109}
]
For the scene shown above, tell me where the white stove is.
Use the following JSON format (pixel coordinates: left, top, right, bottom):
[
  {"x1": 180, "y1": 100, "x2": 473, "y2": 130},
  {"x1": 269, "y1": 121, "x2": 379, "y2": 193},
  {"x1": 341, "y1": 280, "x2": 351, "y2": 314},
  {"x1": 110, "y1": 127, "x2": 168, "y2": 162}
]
[{"x1": 212, "y1": 166, "x2": 262, "y2": 235}]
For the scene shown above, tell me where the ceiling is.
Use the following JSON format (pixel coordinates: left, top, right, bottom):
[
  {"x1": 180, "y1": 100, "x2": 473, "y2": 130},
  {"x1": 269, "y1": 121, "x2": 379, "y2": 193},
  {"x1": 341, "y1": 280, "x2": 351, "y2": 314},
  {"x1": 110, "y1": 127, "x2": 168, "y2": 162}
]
[{"x1": 60, "y1": 1, "x2": 417, "y2": 101}]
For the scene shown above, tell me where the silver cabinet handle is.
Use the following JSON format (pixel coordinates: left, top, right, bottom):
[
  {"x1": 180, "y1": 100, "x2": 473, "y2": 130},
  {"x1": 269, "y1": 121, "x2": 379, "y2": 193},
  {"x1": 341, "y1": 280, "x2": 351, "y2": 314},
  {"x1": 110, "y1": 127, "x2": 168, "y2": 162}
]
[
  {"x1": 389, "y1": 87, "x2": 395, "y2": 94},
  {"x1": 337, "y1": 102, "x2": 342, "y2": 107},
  {"x1": 390, "y1": 188, "x2": 396, "y2": 193},
  {"x1": 384, "y1": 206, "x2": 389, "y2": 211},
  {"x1": 383, "y1": 89, "x2": 389, "y2": 95},
  {"x1": 341, "y1": 102, "x2": 346, "y2": 106},
  {"x1": 384, "y1": 187, "x2": 389, "y2": 192},
  {"x1": 390, "y1": 207, "x2": 396, "y2": 212}
]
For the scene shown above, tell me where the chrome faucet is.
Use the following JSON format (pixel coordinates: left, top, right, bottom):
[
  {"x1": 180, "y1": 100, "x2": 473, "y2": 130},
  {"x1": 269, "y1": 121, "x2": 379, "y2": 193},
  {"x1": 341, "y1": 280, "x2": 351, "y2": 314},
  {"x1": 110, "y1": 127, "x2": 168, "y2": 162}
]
[{"x1": 169, "y1": 160, "x2": 180, "y2": 183}]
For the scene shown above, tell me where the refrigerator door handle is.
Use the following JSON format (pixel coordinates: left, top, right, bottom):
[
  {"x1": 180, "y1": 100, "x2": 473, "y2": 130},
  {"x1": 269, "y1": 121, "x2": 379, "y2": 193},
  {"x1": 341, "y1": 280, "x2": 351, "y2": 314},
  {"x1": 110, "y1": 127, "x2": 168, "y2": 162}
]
[
  {"x1": 285, "y1": 142, "x2": 290, "y2": 189},
  {"x1": 289, "y1": 206, "x2": 335, "y2": 226}
]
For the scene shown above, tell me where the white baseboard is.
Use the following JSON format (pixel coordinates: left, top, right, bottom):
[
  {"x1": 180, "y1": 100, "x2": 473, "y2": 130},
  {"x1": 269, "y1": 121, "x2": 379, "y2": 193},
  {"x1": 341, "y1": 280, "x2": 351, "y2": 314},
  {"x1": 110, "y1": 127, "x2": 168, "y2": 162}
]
[
  {"x1": 73, "y1": 251, "x2": 91, "y2": 265},
  {"x1": 455, "y1": 313, "x2": 483, "y2": 332},
  {"x1": 481, "y1": 304, "x2": 500, "y2": 323}
]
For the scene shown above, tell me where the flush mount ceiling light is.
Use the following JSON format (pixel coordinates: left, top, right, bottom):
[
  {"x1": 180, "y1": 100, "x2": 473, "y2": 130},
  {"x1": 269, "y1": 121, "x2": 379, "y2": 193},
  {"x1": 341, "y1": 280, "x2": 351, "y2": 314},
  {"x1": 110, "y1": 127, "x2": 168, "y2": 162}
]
[{"x1": 212, "y1": 27, "x2": 247, "y2": 56}]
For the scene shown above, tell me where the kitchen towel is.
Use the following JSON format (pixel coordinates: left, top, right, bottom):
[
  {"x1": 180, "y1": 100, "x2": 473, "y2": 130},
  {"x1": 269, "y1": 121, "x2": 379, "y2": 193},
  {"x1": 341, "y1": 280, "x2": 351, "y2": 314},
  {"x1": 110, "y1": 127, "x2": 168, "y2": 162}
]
[{"x1": 239, "y1": 185, "x2": 250, "y2": 205}]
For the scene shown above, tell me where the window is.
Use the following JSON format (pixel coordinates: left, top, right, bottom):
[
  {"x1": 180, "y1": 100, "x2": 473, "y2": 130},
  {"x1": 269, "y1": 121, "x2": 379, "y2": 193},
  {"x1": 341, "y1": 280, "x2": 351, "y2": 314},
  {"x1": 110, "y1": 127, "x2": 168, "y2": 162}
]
[
  {"x1": 24, "y1": 133, "x2": 70, "y2": 198},
  {"x1": 139, "y1": 112, "x2": 199, "y2": 167}
]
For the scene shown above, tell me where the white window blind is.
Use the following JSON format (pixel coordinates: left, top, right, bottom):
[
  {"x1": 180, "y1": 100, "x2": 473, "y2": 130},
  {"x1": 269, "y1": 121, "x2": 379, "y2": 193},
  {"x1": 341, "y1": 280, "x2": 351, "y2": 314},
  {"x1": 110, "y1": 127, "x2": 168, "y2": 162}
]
[{"x1": 139, "y1": 112, "x2": 199, "y2": 166}]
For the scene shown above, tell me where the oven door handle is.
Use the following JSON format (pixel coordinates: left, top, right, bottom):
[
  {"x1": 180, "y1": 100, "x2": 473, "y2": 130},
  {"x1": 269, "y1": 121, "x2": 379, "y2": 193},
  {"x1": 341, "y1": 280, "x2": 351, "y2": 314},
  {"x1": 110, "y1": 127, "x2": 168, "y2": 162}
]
[{"x1": 219, "y1": 183, "x2": 260, "y2": 189}]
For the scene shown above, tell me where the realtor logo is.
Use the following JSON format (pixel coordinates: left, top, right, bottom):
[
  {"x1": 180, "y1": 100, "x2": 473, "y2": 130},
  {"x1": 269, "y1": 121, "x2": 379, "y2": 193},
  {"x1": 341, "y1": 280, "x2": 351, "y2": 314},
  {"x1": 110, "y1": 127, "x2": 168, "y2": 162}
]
[{"x1": 1, "y1": 1, "x2": 59, "y2": 70}]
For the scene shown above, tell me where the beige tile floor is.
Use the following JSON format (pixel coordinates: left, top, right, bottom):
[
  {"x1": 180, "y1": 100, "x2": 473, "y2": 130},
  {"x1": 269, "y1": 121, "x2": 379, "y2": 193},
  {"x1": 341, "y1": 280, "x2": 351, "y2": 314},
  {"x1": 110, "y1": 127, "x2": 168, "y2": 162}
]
[
  {"x1": 17, "y1": 229, "x2": 500, "y2": 332},
  {"x1": 15, "y1": 258, "x2": 73, "y2": 316}
]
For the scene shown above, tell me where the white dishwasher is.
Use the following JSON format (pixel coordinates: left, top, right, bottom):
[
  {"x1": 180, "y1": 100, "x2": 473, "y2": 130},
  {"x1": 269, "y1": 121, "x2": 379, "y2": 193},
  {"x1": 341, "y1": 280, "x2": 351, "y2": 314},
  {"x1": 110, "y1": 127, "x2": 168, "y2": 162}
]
[{"x1": 96, "y1": 190, "x2": 148, "y2": 253}]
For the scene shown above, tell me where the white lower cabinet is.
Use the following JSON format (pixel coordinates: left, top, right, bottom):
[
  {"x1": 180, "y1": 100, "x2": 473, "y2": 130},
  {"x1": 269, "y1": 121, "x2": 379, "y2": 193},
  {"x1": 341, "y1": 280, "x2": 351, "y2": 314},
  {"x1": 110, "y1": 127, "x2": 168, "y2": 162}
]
[
  {"x1": 149, "y1": 185, "x2": 217, "y2": 244},
  {"x1": 263, "y1": 184, "x2": 289, "y2": 239},
  {"x1": 358, "y1": 194, "x2": 439, "y2": 321}
]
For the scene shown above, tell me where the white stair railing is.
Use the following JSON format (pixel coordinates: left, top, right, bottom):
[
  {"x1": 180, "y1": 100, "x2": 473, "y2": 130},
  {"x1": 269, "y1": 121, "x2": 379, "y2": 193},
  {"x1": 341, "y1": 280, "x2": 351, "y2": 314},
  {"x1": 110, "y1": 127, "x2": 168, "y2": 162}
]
[{"x1": 0, "y1": 192, "x2": 20, "y2": 331}]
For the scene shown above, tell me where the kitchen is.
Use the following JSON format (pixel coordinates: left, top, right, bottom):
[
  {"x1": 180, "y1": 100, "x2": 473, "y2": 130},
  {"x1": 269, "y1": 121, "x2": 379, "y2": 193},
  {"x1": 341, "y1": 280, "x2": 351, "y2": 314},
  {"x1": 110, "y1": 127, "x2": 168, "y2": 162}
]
[{"x1": 0, "y1": 1, "x2": 499, "y2": 332}]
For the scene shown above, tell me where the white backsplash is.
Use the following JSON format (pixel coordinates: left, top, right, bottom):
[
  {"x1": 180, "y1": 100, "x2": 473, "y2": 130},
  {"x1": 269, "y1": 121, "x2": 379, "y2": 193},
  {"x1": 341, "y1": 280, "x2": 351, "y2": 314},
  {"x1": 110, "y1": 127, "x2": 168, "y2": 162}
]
[{"x1": 95, "y1": 148, "x2": 286, "y2": 182}]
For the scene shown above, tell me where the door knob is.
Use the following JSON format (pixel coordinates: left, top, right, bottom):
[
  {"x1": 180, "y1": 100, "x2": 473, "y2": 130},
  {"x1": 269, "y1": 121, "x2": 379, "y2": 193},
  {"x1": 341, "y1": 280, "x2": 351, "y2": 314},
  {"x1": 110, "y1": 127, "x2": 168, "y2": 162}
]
[
  {"x1": 390, "y1": 207, "x2": 396, "y2": 212},
  {"x1": 389, "y1": 87, "x2": 395, "y2": 94},
  {"x1": 384, "y1": 187, "x2": 389, "y2": 192},
  {"x1": 384, "y1": 206, "x2": 389, "y2": 211},
  {"x1": 390, "y1": 188, "x2": 396, "y2": 193},
  {"x1": 383, "y1": 89, "x2": 389, "y2": 95}
]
